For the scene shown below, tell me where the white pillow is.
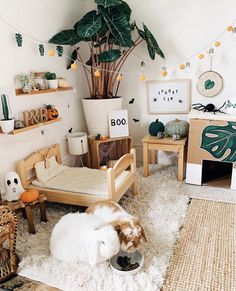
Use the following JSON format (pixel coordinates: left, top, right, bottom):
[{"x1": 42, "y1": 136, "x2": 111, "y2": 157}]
[{"x1": 35, "y1": 156, "x2": 63, "y2": 183}]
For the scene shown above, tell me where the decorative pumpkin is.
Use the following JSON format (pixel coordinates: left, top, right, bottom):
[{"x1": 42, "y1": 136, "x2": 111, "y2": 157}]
[
  {"x1": 21, "y1": 189, "x2": 39, "y2": 203},
  {"x1": 165, "y1": 119, "x2": 189, "y2": 138},
  {"x1": 44, "y1": 104, "x2": 59, "y2": 120},
  {"x1": 149, "y1": 119, "x2": 165, "y2": 136}
]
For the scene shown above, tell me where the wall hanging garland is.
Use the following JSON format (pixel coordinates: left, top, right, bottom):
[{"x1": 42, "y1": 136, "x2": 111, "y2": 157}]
[{"x1": 0, "y1": 10, "x2": 235, "y2": 80}]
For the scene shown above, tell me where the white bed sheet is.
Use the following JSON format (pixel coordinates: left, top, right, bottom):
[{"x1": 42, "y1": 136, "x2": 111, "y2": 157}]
[{"x1": 31, "y1": 166, "x2": 129, "y2": 197}]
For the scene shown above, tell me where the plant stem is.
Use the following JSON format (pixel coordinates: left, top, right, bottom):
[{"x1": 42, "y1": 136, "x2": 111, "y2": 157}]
[
  {"x1": 76, "y1": 51, "x2": 92, "y2": 97},
  {"x1": 110, "y1": 39, "x2": 144, "y2": 92}
]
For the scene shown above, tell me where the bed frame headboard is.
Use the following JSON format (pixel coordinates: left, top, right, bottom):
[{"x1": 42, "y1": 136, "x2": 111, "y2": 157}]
[{"x1": 17, "y1": 144, "x2": 62, "y2": 188}]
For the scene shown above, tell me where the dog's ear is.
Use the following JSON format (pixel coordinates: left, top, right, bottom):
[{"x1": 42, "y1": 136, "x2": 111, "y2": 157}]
[{"x1": 140, "y1": 226, "x2": 147, "y2": 243}]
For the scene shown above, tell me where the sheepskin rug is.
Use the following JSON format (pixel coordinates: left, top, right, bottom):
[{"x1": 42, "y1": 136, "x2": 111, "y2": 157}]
[{"x1": 17, "y1": 166, "x2": 189, "y2": 291}]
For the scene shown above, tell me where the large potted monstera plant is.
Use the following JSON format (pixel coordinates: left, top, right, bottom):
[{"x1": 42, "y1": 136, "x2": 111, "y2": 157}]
[{"x1": 49, "y1": 0, "x2": 164, "y2": 135}]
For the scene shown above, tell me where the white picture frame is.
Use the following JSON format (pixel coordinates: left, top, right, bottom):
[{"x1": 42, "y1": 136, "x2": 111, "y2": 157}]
[
  {"x1": 109, "y1": 110, "x2": 129, "y2": 138},
  {"x1": 147, "y1": 79, "x2": 191, "y2": 114}
]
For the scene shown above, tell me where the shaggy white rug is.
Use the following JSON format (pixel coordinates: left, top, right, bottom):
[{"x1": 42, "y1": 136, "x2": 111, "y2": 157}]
[
  {"x1": 17, "y1": 166, "x2": 189, "y2": 291},
  {"x1": 182, "y1": 183, "x2": 236, "y2": 203}
]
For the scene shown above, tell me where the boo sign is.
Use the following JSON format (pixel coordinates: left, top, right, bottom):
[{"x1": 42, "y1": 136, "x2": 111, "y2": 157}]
[{"x1": 109, "y1": 110, "x2": 129, "y2": 138}]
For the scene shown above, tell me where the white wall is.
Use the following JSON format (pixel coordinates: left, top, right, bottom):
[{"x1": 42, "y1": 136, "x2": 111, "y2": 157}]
[
  {"x1": 0, "y1": 0, "x2": 88, "y2": 185},
  {"x1": 116, "y1": 0, "x2": 236, "y2": 162}
]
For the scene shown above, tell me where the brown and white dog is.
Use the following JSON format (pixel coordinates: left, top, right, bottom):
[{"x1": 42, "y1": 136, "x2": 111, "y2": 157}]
[{"x1": 86, "y1": 200, "x2": 147, "y2": 253}]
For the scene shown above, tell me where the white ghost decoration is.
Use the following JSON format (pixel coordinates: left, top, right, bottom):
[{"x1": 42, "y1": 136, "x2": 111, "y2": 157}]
[{"x1": 3, "y1": 171, "x2": 24, "y2": 201}]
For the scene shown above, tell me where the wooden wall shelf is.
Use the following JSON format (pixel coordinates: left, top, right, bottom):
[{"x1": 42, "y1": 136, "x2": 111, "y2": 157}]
[
  {"x1": 0, "y1": 118, "x2": 62, "y2": 135},
  {"x1": 15, "y1": 87, "x2": 73, "y2": 96}
]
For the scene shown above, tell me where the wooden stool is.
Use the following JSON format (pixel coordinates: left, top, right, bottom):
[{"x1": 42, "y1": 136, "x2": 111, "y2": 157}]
[
  {"x1": 3, "y1": 195, "x2": 47, "y2": 234},
  {"x1": 142, "y1": 135, "x2": 188, "y2": 181}
]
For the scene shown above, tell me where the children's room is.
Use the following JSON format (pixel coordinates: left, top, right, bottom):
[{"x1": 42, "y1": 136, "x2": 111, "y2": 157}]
[{"x1": 0, "y1": 0, "x2": 235, "y2": 290}]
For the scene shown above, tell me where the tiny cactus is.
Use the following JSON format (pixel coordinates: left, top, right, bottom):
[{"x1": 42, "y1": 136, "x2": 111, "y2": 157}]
[
  {"x1": 1, "y1": 94, "x2": 10, "y2": 120},
  {"x1": 44, "y1": 72, "x2": 56, "y2": 80}
]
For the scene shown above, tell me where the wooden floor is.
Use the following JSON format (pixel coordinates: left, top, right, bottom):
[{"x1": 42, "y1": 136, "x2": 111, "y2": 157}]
[{"x1": 163, "y1": 199, "x2": 236, "y2": 291}]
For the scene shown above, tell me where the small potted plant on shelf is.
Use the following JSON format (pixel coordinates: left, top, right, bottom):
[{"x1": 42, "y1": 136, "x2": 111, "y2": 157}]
[
  {"x1": 16, "y1": 74, "x2": 33, "y2": 93},
  {"x1": 49, "y1": 0, "x2": 164, "y2": 135},
  {"x1": 44, "y1": 72, "x2": 58, "y2": 89},
  {"x1": 0, "y1": 94, "x2": 14, "y2": 134}
]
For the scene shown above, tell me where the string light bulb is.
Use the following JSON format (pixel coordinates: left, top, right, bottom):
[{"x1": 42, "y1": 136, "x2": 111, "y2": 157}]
[
  {"x1": 94, "y1": 69, "x2": 101, "y2": 77},
  {"x1": 71, "y1": 62, "x2": 78, "y2": 70},
  {"x1": 215, "y1": 41, "x2": 221, "y2": 47},
  {"x1": 116, "y1": 74, "x2": 123, "y2": 81},
  {"x1": 179, "y1": 64, "x2": 186, "y2": 70},
  {"x1": 161, "y1": 66, "x2": 167, "y2": 77},
  {"x1": 227, "y1": 26, "x2": 233, "y2": 32},
  {"x1": 139, "y1": 74, "x2": 146, "y2": 81},
  {"x1": 198, "y1": 53, "x2": 205, "y2": 59},
  {"x1": 48, "y1": 48, "x2": 55, "y2": 57}
]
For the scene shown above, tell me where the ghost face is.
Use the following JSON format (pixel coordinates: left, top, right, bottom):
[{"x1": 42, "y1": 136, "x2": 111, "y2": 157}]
[{"x1": 3, "y1": 171, "x2": 24, "y2": 201}]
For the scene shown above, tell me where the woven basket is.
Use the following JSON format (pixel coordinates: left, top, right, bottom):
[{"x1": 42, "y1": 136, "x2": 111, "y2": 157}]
[{"x1": 0, "y1": 206, "x2": 18, "y2": 283}]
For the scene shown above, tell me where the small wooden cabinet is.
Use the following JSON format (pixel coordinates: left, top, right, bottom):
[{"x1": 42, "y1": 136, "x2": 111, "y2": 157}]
[{"x1": 88, "y1": 136, "x2": 132, "y2": 169}]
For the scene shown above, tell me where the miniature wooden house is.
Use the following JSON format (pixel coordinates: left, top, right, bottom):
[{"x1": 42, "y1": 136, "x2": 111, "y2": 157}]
[{"x1": 186, "y1": 112, "x2": 236, "y2": 190}]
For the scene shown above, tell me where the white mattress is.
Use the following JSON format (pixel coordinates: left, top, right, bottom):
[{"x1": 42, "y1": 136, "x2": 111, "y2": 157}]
[{"x1": 32, "y1": 166, "x2": 129, "y2": 197}]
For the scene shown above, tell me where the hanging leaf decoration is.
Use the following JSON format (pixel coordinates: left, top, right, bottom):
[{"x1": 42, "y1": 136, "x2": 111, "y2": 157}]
[
  {"x1": 56, "y1": 45, "x2": 64, "y2": 57},
  {"x1": 201, "y1": 122, "x2": 236, "y2": 162},
  {"x1": 15, "y1": 33, "x2": 23, "y2": 47},
  {"x1": 204, "y1": 79, "x2": 215, "y2": 90},
  {"x1": 38, "y1": 44, "x2": 44, "y2": 56}
]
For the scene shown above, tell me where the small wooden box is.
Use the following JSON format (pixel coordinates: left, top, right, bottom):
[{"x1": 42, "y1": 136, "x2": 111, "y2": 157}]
[{"x1": 88, "y1": 136, "x2": 132, "y2": 169}]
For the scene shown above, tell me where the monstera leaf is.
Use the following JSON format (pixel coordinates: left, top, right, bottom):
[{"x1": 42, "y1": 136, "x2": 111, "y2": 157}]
[
  {"x1": 74, "y1": 11, "x2": 102, "y2": 38},
  {"x1": 201, "y1": 122, "x2": 236, "y2": 162},
  {"x1": 95, "y1": 0, "x2": 122, "y2": 8},
  {"x1": 143, "y1": 24, "x2": 165, "y2": 60},
  {"x1": 101, "y1": 8, "x2": 132, "y2": 47},
  {"x1": 98, "y1": 49, "x2": 121, "y2": 62},
  {"x1": 49, "y1": 29, "x2": 82, "y2": 45}
]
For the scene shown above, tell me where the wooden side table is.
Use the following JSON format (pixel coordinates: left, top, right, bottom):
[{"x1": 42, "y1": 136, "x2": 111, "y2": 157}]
[
  {"x1": 142, "y1": 135, "x2": 188, "y2": 181},
  {"x1": 88, "y1": 136, "x2": 132, "y2": 169},
  {"x1": 2, "y1": 195, "x2": 47, "y2": 234}
]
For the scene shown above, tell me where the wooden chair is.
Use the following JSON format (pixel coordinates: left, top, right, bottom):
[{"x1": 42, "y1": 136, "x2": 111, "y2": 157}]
[{"x1": 0, "y1": 206, "x2": 18, "y2": 283}]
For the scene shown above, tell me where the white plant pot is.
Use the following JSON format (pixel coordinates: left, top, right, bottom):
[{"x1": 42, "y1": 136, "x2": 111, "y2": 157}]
[
  {"x1": 48, "y1": 79, "x2": 58, "y2": 89},
  {"x1": 82, "y1": 97, "x2": 123, "y2": 136},
  {"x1": 0, "y1": 119, "x2": 15, "y2": 134}
]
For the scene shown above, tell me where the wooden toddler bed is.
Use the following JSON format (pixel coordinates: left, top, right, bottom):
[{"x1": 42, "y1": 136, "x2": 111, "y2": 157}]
[{"x1": 17, "y1": 144, "x2": 137, "y2": 207}]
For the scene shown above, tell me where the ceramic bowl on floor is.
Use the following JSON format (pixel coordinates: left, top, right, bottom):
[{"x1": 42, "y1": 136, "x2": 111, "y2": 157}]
[{"x1": 109, "y1": 250, "x2": 144, "y2": 275}]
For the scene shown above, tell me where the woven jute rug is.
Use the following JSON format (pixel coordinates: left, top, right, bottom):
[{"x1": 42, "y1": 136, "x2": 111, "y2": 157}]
[{"x1": 163, "y1": 199, "x2": 236, "y2": 291}]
